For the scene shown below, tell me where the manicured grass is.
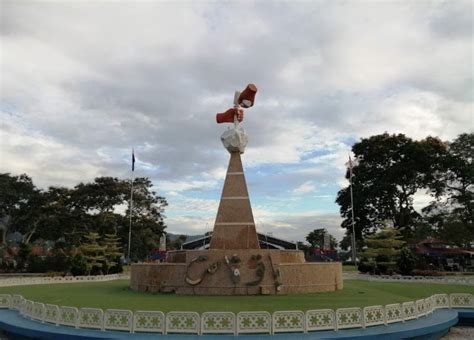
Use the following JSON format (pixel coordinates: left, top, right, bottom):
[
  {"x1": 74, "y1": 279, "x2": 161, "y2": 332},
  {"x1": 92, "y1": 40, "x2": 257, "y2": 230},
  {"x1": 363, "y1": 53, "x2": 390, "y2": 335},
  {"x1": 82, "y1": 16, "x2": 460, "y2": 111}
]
[
  {"x1": 342, "y1": 265, "x2": 358, "y2": 272},
  {"x1": 0, "y1": 280, "x2": 472, "y2": 313}
]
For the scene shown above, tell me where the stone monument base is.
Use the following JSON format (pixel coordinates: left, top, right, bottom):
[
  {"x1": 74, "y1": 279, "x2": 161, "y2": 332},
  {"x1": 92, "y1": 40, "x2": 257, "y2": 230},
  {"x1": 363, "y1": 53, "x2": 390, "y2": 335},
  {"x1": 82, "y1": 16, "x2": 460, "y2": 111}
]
[{"x1": 130, "y1": 249, "x2": 342, "y2": 295}]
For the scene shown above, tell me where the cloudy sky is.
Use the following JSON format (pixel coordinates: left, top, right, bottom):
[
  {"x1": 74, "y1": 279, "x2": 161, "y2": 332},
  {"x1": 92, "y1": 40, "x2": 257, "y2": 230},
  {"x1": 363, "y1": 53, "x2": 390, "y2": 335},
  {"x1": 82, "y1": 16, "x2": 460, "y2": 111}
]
[{"x1": 1, "y1": 0, "x2": 472, "y2": 242}]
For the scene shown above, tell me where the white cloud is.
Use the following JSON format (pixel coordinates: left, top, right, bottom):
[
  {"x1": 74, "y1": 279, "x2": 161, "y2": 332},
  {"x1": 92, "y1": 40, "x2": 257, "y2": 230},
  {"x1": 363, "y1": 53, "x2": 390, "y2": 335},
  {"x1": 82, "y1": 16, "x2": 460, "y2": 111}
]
[
  {"x1": 0, "y1": 116, "x2": 104, "y2": 188},
  {"x1": 158, "y1": 179, "x2": 218, "y2": 193},
  {"x1": 1, "y1": 0, "x2": 472, "y2": 240},
  {"x1": 293, "y1": 181, "x2": 316, "y2": 194},
  {"x1": 201, "y1": 167, "x2": 226, "y2": 181},
  {"x1": 253, "y1": 207, "x2": 345, "y2": 242},
  {"x1": 166, "y1": 216, "x2": 214, "y2": 235},
  {"x1": 413, "y1": 189, "x2": 435, "y2": 213},
  {"x1": 359, "y1": 89, "x2": 472, "y2": 140}
]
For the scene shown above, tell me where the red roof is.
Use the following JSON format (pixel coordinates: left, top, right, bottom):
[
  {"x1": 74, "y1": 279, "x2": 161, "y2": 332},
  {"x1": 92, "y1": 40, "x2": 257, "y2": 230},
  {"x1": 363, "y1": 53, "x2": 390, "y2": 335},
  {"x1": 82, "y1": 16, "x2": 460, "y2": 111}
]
[{"x1": 414, "y1": 245, "x2": 472, "y2": 256}]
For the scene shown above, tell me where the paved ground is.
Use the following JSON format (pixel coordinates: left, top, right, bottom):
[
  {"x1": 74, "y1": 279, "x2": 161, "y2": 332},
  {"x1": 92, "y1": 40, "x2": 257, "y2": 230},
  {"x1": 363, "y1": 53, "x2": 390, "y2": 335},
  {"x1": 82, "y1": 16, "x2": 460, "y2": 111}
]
[
  {"x1": 0, "y1": 327, "x2": 472, "y2": 339},
  {"x1": 441, "y1": 327, "x2": 474, "y2": 339}
]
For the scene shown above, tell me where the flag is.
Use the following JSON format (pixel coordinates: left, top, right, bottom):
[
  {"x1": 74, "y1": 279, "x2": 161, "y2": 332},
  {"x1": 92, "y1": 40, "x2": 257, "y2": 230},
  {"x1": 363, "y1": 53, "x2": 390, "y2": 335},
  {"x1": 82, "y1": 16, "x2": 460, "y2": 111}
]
[{"x1": 132, "y1": 149, "x2": 135, "y2": 172}]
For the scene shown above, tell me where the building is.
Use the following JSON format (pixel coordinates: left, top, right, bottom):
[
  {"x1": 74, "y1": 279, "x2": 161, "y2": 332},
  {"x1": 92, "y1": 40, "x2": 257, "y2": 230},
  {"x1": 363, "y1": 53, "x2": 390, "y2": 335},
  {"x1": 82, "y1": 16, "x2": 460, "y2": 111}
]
[
  {"x1": 182, "y1": 232, "x2": 297, "y2": 250},
  {"x1": 408, "y1": 238, "x2": 474, "y2": 272}
]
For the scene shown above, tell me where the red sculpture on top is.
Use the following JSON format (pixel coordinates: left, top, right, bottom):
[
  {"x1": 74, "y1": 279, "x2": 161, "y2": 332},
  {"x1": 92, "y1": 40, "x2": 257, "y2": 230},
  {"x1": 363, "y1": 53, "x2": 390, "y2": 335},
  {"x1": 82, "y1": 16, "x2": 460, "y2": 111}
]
[{"x1": 216, "y1": 84, "x2": 258, "y2": 124}]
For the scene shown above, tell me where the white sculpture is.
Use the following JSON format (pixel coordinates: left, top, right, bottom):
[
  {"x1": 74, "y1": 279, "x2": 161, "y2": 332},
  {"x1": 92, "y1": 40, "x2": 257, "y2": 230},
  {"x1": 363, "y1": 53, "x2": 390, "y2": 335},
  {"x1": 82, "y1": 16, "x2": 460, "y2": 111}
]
[{"x1": 221, "y1": 126, "x2": 248, "y2": 153}]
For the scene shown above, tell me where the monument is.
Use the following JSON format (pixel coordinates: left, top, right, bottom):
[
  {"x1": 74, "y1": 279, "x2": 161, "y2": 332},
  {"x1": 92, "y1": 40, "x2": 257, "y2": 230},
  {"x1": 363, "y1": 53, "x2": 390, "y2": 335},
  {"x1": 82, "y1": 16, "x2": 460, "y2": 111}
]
[{"x1": 131, "y1": 84, "x2": 342, "y2": 295}]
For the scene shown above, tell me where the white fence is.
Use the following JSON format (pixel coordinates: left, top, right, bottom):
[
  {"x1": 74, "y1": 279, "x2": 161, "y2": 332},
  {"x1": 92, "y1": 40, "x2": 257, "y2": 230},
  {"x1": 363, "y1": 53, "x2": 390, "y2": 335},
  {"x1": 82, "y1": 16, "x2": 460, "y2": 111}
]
[
  {"x1": 3, "y1": 273, "x2": 471, "y2": 288},
  {"x1": 0, "y1": 293, "x2": 472, "y2": 335},
  {"x1": 0, "y1": 274, "x2": 128, "y2": 288},
  {"x1": 343, "y1": 273, "x2": 474, "y2": 286}
]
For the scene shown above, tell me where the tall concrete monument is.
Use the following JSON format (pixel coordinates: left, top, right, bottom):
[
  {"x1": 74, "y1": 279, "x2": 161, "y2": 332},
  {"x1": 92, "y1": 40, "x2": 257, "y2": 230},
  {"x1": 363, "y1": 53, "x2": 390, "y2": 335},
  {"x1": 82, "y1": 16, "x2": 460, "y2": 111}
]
[
  {"x1": 131, "y1": 84, "x2": 342, "y2": 295},
  {"x1": 211, "y1": 84, "x2": 259, "y2": 250}
]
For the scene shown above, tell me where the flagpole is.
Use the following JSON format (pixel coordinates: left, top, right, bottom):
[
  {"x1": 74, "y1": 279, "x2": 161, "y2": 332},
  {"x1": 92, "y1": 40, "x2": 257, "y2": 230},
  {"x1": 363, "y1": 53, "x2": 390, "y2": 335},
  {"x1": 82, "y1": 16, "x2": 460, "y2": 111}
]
[
  {"x1": 349, "y1": 155, "x2": 357, "y2": 266},
  {"x1": 128, "y1": 149, "x2": 135, "y2": 263}
]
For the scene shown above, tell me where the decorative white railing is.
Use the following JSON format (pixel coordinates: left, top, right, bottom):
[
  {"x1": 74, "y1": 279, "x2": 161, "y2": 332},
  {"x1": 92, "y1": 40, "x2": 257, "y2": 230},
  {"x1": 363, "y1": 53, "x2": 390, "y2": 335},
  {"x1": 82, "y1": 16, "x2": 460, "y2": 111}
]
[
  {"x1": 201, "y1": 311, "x2": 235, "y2": 335},
  {"x1": 0, "y1": 293, "x2": 472, "y2": 334},
  {"x1": 78, "y1": 307, "x2": 103, "y2": 330},
  {"x1": 104, "y1": 309, "x2": 133, "y2": 332},
  {"x1": 133, "y1": 310, "x2": 165, "y2": 333},
  {"x1": 237, "y1": 311, "x2": 271, "y2": 334},
  {"x1": 0, "y1": 274, "x2": 129, "y2": 288},
  {"x1": 385, "y1": 303, "x2": 403, "y2": 324},
  {"x1": 306, "y1": 308, "x2": 335, "y2": 331},
  {"x1": 44, "y1": 304, "x2": 59, "y2": 325},
  {"x1": 336, "y1": 307, "x2": 363, "y2": 329},
  {"x1": 166, "y1": 311, "x2": 200, "y2": 334},
  {"x1": 363, "y1": 305, "x2": 385, "y2": 327},
  {"x1": 272, "y1": 310, "x2": 305, "y2": 333},
  {"x1": 58, "y1": 306, "x2": 79, "y2": 328}
]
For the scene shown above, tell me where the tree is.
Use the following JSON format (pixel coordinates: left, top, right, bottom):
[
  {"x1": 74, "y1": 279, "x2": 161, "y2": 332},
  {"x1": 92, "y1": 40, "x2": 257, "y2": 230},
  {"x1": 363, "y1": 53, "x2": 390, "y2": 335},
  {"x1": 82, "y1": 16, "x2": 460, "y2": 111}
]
[
  {"x1": 360, "y1": 227, "x2": 405, "y2": 258},
  {"x1": 0, "y1": 173, "x2": 45, "y2": 243},
  {"x1": 336, "y1": 133, "x2": 447, "y2": 241},
  {"x1": 167, "y1": 234, "x2": 187, "y2": 250},
  {"x1": 33, "y1": 187, "x2": 76, "y2": 244},
  {"x1": 72, "y1": 177, "x2": 128, "y2": 215},
  {"x1": 338, "y1": 233, "x2": 365, "y2": 252},
  {"x1": 125, "y1": 177, "x2": 167, "y2": 260},
  {"x1": 0, "y1": 173, "x2": 37, "y2": 219},
  {"x1": 103, "y1": 233, "x2": 122, "y2": 274},
  {"x1": 0, "y1": 174, "x2": 79, "y2": 244},
  {"x1": 52, "y1": 176, "x2": 167, "y2": 260},
  {"x1": 436, "y1": 217, "x2": 472, "y2": 247},
  {"x1": 410, "y1": 218, "x2": 437, "y2": 242},
  {"x1": 69, "y1": 177, "x2": 129, "y2": 242},
  {"x1": 423, "y1": 133, "x2": 474, "y2": 245},
  {"x1": 80, "y1": 232, "x2": 106, "y2": 275},
  {"x1": 359, "y1": 227, "x2": 405, "y2": 274},
  {"x1": 442, "y1": 133, "x2": 474, "y2": 225},
  {"x1": 306, "y1": 229, "x2": 337, "y2": 249},
  {"x1": 0, "y1": 173, "x2": 167, "y2": 261}
]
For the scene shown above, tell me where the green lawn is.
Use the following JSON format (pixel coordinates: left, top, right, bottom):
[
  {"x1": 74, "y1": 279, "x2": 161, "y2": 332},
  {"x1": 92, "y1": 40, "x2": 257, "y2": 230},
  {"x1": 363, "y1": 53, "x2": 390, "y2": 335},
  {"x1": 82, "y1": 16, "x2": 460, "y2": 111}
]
[
  {"x1": 0, "y1": 280, "x2": 472, "y2": 313},
  {"x1": 342, "y1": 265, "x2": 358, "y2": 272}
]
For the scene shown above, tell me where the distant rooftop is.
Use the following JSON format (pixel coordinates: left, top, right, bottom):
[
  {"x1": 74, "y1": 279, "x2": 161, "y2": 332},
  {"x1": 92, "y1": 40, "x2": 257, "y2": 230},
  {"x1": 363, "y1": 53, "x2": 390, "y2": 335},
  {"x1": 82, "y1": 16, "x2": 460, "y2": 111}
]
[{"x1": 182, "y1": 232, "x2": 297, "y2": 250}]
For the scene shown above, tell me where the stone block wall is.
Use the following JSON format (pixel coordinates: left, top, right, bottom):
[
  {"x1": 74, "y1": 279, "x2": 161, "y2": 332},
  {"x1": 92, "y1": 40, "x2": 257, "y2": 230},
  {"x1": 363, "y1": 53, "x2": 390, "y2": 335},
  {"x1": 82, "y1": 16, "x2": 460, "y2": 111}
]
[{"x1": 131, "y1": 250, "x2": 342, "y2": 295}]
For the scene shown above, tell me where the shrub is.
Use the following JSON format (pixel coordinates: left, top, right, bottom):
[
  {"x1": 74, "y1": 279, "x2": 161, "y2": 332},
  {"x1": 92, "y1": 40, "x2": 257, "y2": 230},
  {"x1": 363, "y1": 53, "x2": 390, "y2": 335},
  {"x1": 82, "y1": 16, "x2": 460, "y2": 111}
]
[
  {"x1": 45, "y1": 271, "x2": 65, "y2": 277},
  {"x1": 108, "y1": 261, "x2": 123, "y2": 274},
  {"x1": 28, "y1": 256, "x2": 47, "y2": 273},
  {"x1": 0, "y1": 258, "x2": 17, "y2": 273},
  {"x1": 70, "y1": 255, "x2": 87, "y2": 276},
  {"x1": 397, "y1": 248, "x2": 417, "y2": 275},
  {"x1": 43, "y1": 256, "x2": 70, "y2": 273},
  {"x1": 411, "y1": 269, "x2": 445, "y2": 276},
  {"x1": 18, "y1": 243, "x2": 32, "y2": 270},
  {"x1": 358, "y1": 261, "x2": 375, "y2": 274},
  {"x1": 375, "y1": 261, "x2": 397, "y2": 275}
]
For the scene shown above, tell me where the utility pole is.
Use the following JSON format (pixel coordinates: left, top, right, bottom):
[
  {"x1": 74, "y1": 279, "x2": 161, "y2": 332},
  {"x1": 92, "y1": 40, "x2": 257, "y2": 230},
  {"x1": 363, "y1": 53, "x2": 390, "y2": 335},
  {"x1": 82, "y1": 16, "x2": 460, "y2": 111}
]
[
  {"x1": 128, "y1": 149, "x2": 135, "y2": 263},
  {"x1": 349, "y1": 155, "x2": 357, "y2": 265}
]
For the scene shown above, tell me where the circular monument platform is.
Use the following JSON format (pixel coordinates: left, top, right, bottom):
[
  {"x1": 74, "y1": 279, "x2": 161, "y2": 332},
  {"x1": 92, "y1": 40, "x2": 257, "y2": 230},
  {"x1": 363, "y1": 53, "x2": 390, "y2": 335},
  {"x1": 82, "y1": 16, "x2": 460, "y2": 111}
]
[
  {"x1": 131, "y1": 152, "x2": 342, "y2": 295},
  {"x1": 131, "y1": 249, "x2": 342, "y2": 295}
]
